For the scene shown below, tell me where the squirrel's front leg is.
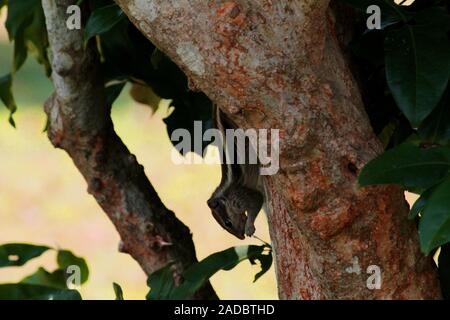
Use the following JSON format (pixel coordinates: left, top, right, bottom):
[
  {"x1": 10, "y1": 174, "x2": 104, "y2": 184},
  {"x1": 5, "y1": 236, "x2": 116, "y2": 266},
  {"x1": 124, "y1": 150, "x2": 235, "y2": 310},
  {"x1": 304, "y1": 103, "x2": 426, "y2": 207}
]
[
  {"x1": 243, "y1": 188, "x2": 264, "y2": 236},
  {"x1": 245, "y1": 213, "x2": 257, "y2": 237}
]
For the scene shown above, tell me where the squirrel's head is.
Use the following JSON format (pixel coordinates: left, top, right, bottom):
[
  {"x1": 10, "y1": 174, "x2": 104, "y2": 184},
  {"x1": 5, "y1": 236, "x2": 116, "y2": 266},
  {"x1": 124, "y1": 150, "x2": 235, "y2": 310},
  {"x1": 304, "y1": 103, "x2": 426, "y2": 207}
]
[{"x1": 207, "y1": 196, "x2": 246, "y2": 240}]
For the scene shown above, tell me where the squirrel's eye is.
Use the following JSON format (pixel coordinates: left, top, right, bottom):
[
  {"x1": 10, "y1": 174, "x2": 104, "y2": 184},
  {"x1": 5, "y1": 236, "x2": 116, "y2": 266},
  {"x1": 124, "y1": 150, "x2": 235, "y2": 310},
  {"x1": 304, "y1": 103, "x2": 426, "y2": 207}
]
[{"x1": 224, "y1": 220, "x2": 233, "y2": 228}]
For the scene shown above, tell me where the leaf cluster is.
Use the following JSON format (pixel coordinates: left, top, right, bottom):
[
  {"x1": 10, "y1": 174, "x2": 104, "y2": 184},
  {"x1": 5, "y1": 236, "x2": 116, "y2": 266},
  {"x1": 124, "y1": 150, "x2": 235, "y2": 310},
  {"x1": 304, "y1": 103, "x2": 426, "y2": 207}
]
[
  {"x1": 347, "y1": 0, "x2": 450, "y2": 297},
  {"x1": 0, "y1": 243, "x2": 87, "y2": 299}
]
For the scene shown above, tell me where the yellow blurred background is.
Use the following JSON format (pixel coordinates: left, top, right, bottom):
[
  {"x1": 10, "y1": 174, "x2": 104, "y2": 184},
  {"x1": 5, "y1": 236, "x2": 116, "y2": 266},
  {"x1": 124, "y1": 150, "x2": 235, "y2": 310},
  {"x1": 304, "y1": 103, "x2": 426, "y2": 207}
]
[{"x1": 0, "y1": 10, "x2": 277, "y2": 299}]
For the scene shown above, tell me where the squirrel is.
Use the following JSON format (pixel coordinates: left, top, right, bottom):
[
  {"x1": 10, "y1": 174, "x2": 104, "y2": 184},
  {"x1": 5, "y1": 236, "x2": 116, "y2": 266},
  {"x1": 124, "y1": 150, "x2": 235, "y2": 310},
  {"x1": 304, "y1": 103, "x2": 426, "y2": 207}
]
[{"x1": 207, "y1": 105, "x2": 265, "y2": 239}]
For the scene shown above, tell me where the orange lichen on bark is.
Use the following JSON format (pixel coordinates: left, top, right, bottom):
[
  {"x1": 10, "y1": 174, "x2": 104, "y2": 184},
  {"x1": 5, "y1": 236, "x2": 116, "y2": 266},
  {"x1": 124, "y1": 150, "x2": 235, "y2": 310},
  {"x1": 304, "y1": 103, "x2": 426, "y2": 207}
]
[
  {"x1": 216, "y1": 1, "x2": 246, "y2": 29},
  {"x1": 211, "y1": 1, "x2": 254, "y2": 103},
  {"x1": 310, "y1": 198, "x2": 354, "y2": 239}
]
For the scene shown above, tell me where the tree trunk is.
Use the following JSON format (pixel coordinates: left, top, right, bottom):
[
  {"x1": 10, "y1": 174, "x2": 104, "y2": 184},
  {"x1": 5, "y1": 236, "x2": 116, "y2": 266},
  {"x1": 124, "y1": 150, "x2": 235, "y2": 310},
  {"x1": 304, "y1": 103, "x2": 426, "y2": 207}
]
[
  {"x1": 41, "y1": 0, "x2": 217, "y2": 300},
  {"x1": 114, "y1": 0, "x2": 441, "y2": 299}
]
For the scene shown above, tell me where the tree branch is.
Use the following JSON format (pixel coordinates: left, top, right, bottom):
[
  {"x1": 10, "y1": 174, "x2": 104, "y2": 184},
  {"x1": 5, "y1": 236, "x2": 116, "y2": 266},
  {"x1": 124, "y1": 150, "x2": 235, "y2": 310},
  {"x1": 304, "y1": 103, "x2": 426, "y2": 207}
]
[
  {"x1": 41, "y1": 0, "x2": 217, "y2": 299},
  {"x1": 115, "y1": 0, "x2": 441, "y2": 299}
]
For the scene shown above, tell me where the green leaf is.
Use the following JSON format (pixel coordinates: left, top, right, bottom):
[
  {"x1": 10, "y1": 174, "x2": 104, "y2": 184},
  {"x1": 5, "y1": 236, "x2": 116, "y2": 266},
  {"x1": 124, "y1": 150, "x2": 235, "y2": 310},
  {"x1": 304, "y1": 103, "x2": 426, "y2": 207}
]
[
  {"x1": 172, "y1": 245, "x2": 272, "y2": 299},
  {"x1": 5, "y1": 0, "x2": 37, "y2": 40},
  {"x1": 85, "y1": 4, "x2": 126, "y2": 43},
  {"x1": 146, "y1": 264, "x2": 175, "y2": 300},
  {"x1": 418, "y1": 84, "x2": 450, "y2": 144},
  {"x1": 147, "y1": 245, "x2": 272, "y2": 300},
  {"x1": 377, "y1": 119, "x2": 399, "y2": 149},
  {"x1": 57, "y1": 250, "x2": 89, "y2": 284},
  {"x1": 5, "y1": 0, "x2": 50, "y2": 74},
  {"x1": 0, "y1": 74, "x2": 17, "y2": 126},
  {"x1": 163, "y1": 93, "x2": 213, "y2": 156},
  {"x1": 1, "y1": 0, "x2": 50, "y2": 125},
  {"x1": 0, "y1": 284, "x2": 81, "y2": 300},
  {"x1": 359, "y1": 143, "x2": 450, "y2": 190},
  {"x1": 385, "y1": 22, "x2": 450, "y2": 127},
  {"x1": 409, "y1": 187, "x2": 435, "y2": 220},
  {"x1": 88, "y1": 0, "x2": 114, "y2": 11},
  {"x1": 113, "y1": 282, "x2": 124, "y2": 300},
  {"x1": 105, "y1": 81, "x2": 126, "y2": 106},
  {"x1": 94, "y1": 14, "x2": 215, "y2": 156},
  {"x1": 419, "y1": 179, "x2": 450, "y2": 254},
  {"x1": 13, "y1": 31, "x2": 28, "y2": 73},
  {"x1": 251, "y1": 248, "x2": 273, "y2": 282},
  {"x1": 21, "y1": 4, "x2": 51, "y2": 76},
  {"x1": 0, "y1": 243, "x2": 50, "y2": 268},
  {"x1": 21, "y1": 267, "x2": 67, "y2": 289}
]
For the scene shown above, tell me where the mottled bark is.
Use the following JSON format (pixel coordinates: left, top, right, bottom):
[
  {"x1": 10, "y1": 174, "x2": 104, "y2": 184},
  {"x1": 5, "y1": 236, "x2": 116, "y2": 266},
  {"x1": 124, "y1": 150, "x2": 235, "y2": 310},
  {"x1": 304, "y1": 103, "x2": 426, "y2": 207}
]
[
  {"x1": 41, "y1": 0, "x2": 217, "y2": 299},
  {"x1": 114, "y1": 0, "x2": 441, "y2": 299}
]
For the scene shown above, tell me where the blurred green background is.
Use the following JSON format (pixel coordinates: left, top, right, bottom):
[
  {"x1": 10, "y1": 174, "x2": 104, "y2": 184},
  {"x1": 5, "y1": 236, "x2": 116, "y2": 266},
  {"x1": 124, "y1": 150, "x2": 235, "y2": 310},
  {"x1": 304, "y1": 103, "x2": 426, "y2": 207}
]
[{"x1": 0, "y1": 10, "x2": 277, "y2": 299}]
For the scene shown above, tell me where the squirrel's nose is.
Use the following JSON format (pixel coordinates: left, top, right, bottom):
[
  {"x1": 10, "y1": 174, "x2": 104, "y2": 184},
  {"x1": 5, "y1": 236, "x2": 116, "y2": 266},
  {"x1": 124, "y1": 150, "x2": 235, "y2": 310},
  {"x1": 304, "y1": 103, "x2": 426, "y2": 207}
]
[{"x1": 207, "y1": 199, "x2": 219, "y2": 209}]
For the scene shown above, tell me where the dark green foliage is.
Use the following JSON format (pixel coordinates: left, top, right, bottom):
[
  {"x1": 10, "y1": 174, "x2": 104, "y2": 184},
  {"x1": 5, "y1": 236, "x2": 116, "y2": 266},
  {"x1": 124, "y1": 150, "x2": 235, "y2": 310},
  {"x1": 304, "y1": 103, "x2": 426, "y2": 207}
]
[
  {"x1": 408, "y1": 186, "x2": 433, "y2": 220},
  {"x1": 20, "y1": 267, "x2": 67, "y2": 288},
  {"x1": 418, "y1": 84, "x2": 450, "y2": 144},
  {"x1": 146, "y1": 245, "x2": 272, "y2": 300},
  {"x1": 348, "y1": 0, "x2": 450, "y2": 136},
  {"x1": 86, "y1": 1, "x2": 213, "y2": 155},
  {"x1": 0, "y1": 243, "x2": 50, "y2": 268},
  {"x1": 0, "y1": 284, "x2": 82, "y2": 300},
  {"x1": 384, "y1": 9, "x2": 450, "y2": 127},
  {"x1": 0, "y1": 0, "x2": 50, "y2": 124},
  {"x1": 146, "y1": 263, "x2": 176, "y2": 300},
  {"x1": 1, "y1": 0, "x2": 213, "y2": 154},
  {"x1": 0, "y1": 243, "x2": 86, "y2": 300},
  {"x1": 418, "y1": 180, "x2": 450, "y2": 254},
  {"x1": 0, "y1": 241, "x2": 272, "y2": 300},
  {"x1": 57, "y1": 250, "x2": 89, "y2": 284},
  {"x1": 347, "y1": 0, "x2": 450, "y2": 297},
  {"x1": 105, "y1": 82, "x2": 127, "y2": 106},
  {"x1": 84, "y1": 3, "x2": 126, "y2": 43},
  {"x1": 359, "y1": 143, "x2": 450, "y2": 191},
  {"x1": 113, "y1": 282, "x2": 124, "y2": 300},
  {"x1": 0, "y1": 74, "x2": 17, "y2": 126}
]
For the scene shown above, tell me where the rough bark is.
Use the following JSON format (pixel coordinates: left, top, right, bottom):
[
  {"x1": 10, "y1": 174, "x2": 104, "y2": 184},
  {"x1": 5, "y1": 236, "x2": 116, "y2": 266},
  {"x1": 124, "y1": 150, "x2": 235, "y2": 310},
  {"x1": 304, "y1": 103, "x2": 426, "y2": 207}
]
[
  {"x1": 114, "y1": 0, "x2": 441, "y2": 299},
  {"x1": 41, "y1": 0, "x2": 217, "y2": 299}
]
